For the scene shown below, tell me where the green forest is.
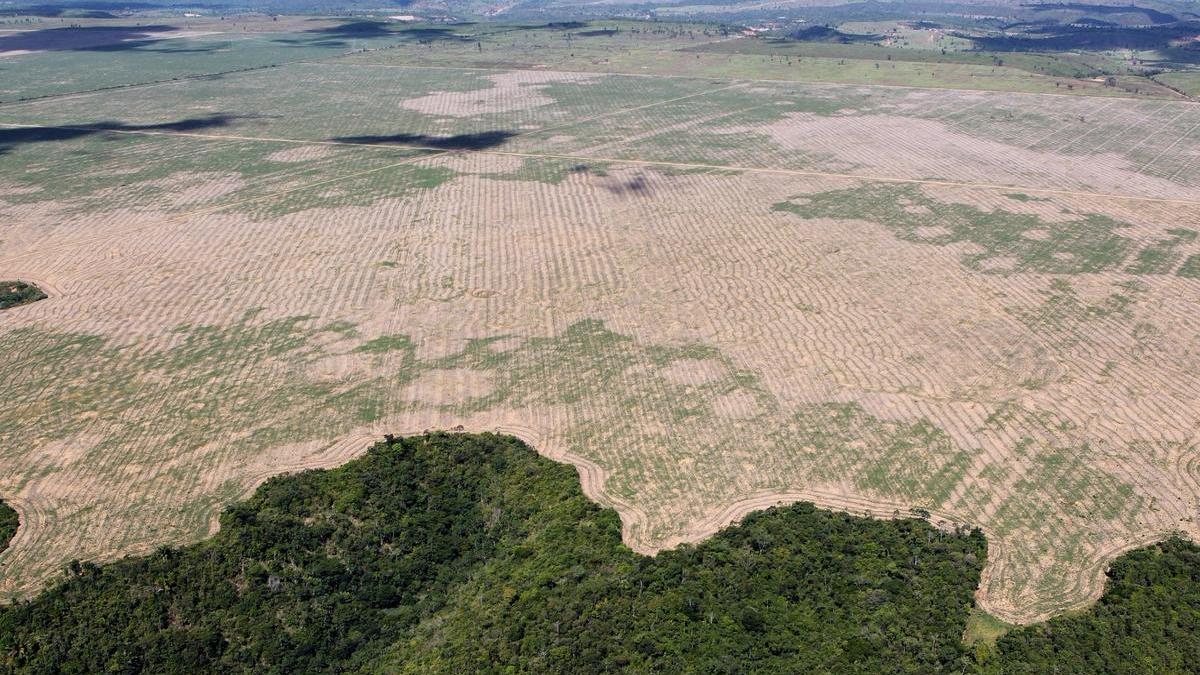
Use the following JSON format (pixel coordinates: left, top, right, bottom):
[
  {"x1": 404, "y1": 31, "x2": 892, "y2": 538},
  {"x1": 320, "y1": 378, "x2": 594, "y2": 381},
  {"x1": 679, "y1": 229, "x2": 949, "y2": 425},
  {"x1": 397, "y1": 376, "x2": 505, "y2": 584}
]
[{"x1": 0, "y1": 433, "x2": 1196, "y2": 673}]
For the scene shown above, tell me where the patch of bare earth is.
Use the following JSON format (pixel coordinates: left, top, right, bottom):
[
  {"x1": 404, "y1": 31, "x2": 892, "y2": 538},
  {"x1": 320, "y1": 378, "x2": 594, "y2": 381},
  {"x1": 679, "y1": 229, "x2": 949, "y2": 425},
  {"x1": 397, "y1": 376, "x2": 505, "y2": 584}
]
[
  {"x1": 267, "y1": 145, "x2": 338, "y2": 163},
  {"x1": 743, "y1": 112, "x2": 1197, "y2": 200},
  {"x1": 139, "y1": 171, "x2": 246, "y2": 207},
  {"x1": 398, "y1": 368, "x2": 495, "y2": 406},
  {"x1": 659, "y1": 358, "x2": 728, "y2": 385},
  {"x1": 399, "y1": 71, "x2": 601, "y2": 117}
]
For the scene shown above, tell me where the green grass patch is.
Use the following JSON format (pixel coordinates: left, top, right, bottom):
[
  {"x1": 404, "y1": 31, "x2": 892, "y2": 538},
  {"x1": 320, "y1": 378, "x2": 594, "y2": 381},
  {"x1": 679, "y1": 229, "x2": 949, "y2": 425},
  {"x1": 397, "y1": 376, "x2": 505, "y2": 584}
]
[
  {"x1": 963, "y1": 608, "x2": 1015, "y2": 649},
  {"x1": 1176, "y1": 254, "x2": 1200, "y2": 279},
  {"x1": 773, "y1": 184, "x2": 1181, "y2": 276}
]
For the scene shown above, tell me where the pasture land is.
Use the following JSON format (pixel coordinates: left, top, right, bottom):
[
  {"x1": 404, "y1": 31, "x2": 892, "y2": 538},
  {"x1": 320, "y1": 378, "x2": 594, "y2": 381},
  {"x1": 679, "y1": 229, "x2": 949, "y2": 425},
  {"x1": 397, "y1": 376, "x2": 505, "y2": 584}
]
[
  {"x1": 0, "y1": 18, "x2": 414, "y2": 101},
  {"x1": 1, "y1": 25, "x2": 1199, "y2": 625}
]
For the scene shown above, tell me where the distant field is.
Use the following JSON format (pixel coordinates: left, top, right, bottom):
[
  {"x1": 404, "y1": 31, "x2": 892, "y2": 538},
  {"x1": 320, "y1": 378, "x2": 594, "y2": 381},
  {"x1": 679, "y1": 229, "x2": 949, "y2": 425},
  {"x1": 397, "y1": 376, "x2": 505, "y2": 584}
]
[
  {"x1": 0, "y1": 19, "x2": 1186, "y2": 102},
  {"x1": 4, "y1": 61, "x2": 1198, "y2": 197},
  {"x1": 0, "y1": 18, "x2": 420, "y2": 101},
  {"x1": 334, "y1": 28, "x2": 1180, "y2": 98},
  {"x1": 1157, "y1": 70, "x2": 1200, "y2": 98},
  {"x1": 1, "y1": 17, "x2": 1200, "y2": 627},
  {"x1": 686, "y1": 35, "x2": 1114, "y2": 78}
]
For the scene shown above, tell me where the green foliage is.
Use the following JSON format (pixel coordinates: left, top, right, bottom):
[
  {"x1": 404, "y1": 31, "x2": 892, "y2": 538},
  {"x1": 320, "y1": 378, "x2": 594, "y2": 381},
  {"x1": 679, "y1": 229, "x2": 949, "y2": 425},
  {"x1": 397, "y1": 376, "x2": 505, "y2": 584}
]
[
  {"x1": 963, "y1": 609, "x2": 1014, "y2": 651},
  {"x1": 791, "y1": 402, "x2": 975, "y2": 507},
  {"x1": 773, "y1": 185, "x2": 1188, "y2": 276},
  {"x1": 1176, "y1": 254, "x2": 1200, "y2": 279},
  {"x1": 0, "y1": 282, "x2": 46, "y2": 310},
  {"x1": 353, "y1": 334, "x2": 416, "y2": 355},
  {"x1": 1125, "y1": 229, "x2": 1197, "y2": 276},
  {"x1": 0, "y1": 433, "x2": 988, "y2": 674},
  {"x1": 982, "y1": 538, "x2": 1200, "y2": 674},
  {"x1": 0, "y1": 500, "x2": 17, "y2": 554},
  {"x1": 1002, "y1": 193, "x2": 1049, "y2": 203}
]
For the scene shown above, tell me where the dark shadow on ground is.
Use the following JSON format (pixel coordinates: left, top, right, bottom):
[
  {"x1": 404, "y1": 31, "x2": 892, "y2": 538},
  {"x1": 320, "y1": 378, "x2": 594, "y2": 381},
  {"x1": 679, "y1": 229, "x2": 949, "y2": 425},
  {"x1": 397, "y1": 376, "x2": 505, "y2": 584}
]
[
  {"x1": 1026, "y1": 3, "x2": 1178, "y2": 25},
  {"x1": 0, "y1": 114, "x2": 241, "y2": 155},
  {"x1": 1143, "y1": 45, "x2": 1200, "y2": 68},
  {"x1": 603, "y1": 174, "x2": 651, "y2": 197},
  {"x1": 965, "y1": 22, "x2": 1200, "y2": 53},
  {"x1": 3, "y1": 2, "x2": 167, "y2": 18},
  {"x1": 89, "y1": 40, "x2": 231, "y2": 54},
  {"x1": 273, "y1": 20, "x2": 592, "y2": 50},
  {"x1": 332, "y1": 131, "x2": 516, "y2": 151},
  {"x1": 0, "y1": 25, "x2": 193, "y2": 54},
  {"x1": 782, "y1": 25, "x2": 882, "y2": 44},
  {"x1": 273, "y1": 21, "x2": 473, "y2": 48}
]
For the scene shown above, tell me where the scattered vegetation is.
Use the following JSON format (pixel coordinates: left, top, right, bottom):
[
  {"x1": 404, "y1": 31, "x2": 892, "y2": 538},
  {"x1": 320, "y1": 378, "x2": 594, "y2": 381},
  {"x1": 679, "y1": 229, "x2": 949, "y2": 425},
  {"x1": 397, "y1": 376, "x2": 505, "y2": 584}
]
[
  {"x1": 0, "y1": 281, "x2": 47, "y2": 310},
  {"x1": 774, "y1": 185, "x2": 1194, "y2": 276}
]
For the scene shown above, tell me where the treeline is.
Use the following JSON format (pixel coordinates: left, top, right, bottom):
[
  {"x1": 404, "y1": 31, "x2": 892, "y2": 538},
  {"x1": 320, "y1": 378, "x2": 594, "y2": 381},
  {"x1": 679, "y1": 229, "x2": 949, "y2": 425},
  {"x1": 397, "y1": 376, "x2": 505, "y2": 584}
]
[
  {"x1": 0, "y1": 500, "x2": 17, "y2": 554},
  {"x1": 0, "y1": 433, "x2": 1196, "y2": 673}
]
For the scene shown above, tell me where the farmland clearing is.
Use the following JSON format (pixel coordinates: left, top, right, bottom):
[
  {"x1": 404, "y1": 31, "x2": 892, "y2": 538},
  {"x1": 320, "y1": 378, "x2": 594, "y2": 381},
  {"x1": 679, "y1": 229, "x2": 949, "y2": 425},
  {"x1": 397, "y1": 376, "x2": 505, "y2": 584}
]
[{"x1": 1, "y1": 19, "x2": 1199, "y2": 627}]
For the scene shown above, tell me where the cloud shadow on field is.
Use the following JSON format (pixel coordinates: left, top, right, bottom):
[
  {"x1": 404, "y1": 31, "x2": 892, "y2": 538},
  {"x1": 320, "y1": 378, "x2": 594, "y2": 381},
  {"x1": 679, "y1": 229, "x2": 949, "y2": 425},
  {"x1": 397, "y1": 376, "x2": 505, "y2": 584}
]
[
  {"x1": 603, "y1": 174, "x2": 652, "y2": 197},
  {"x1": 0, "y1": 114, "x2": 242, "y2": 155},
  {"x1": 781, "y1": 25, "x2": 882, "y2": 44},
  {"x1": 964, "y1": 22, "x2": 1200, "y2": 53},
  {"x1": 10, "y1": 2, "x2": 168, "y2": 18},
  {"x1": 0, "y1": 25, "x2": 196, "y2": 54},
  {"x1": 273, "y1": 21, "x2": 472, "y2": 49},
  {"x1": 332, "y1": 130, "x2": 516, "y2": 151}
]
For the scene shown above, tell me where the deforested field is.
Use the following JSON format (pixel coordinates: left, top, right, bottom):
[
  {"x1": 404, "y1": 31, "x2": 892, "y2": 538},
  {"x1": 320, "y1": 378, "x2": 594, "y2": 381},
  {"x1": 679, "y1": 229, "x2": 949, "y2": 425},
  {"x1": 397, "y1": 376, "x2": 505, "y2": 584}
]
[{"x1": 2, "y1": 27, "x2": 1200, "y2": 627}]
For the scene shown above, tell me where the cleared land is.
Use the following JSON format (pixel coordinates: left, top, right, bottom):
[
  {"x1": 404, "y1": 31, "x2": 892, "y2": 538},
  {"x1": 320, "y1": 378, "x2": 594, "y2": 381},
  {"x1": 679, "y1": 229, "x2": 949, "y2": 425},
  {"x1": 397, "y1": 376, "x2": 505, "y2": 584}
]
[{"x1": 1, "y1": 23, "x2": 1199, "y2": 626}]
